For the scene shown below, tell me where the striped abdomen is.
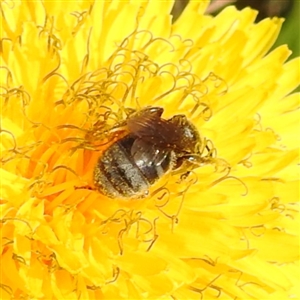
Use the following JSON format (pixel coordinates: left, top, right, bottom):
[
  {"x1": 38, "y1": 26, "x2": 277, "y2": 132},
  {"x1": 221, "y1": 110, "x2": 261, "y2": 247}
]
[{"x1": 94, "y1": 134, "x2": 174, "y2": 199}]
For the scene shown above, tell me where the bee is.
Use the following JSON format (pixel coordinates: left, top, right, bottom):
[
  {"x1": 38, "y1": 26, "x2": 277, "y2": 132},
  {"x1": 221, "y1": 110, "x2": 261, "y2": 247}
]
[{"x1": 93, "y1": 106, "x2": 210, "y2": 199}]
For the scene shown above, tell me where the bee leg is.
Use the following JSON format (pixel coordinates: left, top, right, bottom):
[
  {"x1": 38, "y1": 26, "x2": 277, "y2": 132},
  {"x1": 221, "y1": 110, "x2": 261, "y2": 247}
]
[{"x1": 74, "y1": 184, "x2": 94, "y2": 191}]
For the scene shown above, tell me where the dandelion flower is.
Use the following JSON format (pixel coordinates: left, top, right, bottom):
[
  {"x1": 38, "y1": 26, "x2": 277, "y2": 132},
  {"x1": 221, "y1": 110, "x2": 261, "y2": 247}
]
[{"x1": 1, "y1": 1, "x2": 299, "y2": 299}]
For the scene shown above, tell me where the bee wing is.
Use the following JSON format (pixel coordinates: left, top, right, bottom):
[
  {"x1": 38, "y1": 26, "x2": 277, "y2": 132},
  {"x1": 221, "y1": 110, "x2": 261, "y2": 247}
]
[
  {"x1": 131, "y1": 138, "x2": 170, "y2": 167},
  {"x1": 127, "y1": 107, "x2": 162, "y2": 133},
  {"x1": 127, "y1": 109, "x2": 181, "y2": 148}
]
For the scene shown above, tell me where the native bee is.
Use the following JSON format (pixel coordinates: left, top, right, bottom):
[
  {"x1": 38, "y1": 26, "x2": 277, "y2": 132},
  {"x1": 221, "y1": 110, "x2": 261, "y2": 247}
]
[{"x1": 93, "y1": 106, "x2": 210, "y2": 199}]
